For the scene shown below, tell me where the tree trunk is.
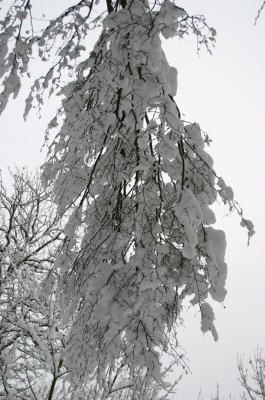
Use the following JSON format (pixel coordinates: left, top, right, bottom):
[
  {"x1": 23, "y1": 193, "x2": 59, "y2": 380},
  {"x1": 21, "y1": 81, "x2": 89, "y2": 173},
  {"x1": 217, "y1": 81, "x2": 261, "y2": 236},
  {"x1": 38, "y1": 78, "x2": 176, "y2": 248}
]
[{"x1": 47, "y1": 360, "x2": 63, "y2": 400}]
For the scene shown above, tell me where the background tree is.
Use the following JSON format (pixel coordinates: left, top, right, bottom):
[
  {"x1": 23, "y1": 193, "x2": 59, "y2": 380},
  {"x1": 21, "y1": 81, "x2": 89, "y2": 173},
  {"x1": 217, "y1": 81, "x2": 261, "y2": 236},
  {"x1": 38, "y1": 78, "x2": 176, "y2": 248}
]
[
  {"x1": 238, "y1": 347, "x2": 265, "y2": 400},
  {"x1": 0, "y1": 170, "x2": 66, "y2": 399},
  {"x1": 197, "y1": 348, "x2": 265, "y2": 400},
  {"x1": 0, "y1": 0, "x2": 255, "y2": 396}
]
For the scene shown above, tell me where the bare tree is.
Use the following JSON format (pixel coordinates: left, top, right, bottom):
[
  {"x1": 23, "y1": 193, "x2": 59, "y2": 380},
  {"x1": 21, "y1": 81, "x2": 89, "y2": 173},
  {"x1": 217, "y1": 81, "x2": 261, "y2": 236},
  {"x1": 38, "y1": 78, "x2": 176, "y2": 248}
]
[
  {"x1": 0, "y1": 169, "x2": 66, "y2": 399},
  {"x1": 238, "y1": 348, "x2": 265, "y2": 400},
  {"x1": 208, "y1": 384, "x2": 235, "y2": 400},
  {"x1": 197, "y1": 349, "x2": 265, "y2": 400}
]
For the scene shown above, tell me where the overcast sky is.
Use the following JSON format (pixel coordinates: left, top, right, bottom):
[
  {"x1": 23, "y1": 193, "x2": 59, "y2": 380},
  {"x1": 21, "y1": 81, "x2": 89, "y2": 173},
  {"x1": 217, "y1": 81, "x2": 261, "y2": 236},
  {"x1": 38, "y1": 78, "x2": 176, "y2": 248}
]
[{"x1": 0, "y1": 0, "x2": 265, "y2": 399}]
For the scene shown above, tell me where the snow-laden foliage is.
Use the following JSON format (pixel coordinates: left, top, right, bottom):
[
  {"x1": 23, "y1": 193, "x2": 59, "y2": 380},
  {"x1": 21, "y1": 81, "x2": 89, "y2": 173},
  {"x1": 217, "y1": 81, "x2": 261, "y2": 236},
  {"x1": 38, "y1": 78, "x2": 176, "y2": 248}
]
[
  {"x1": 40, "y1": 0, "x2": 253, "y2": 391},
  {"x1": 0, "y1": 0, "x2": 103, "y2": 115},
  {"x1": 0, "y1": 0, "x2": 215, "y2": 117},
  {"x1": 0, "y1": 0, "x2": 254, "y2": 396}
]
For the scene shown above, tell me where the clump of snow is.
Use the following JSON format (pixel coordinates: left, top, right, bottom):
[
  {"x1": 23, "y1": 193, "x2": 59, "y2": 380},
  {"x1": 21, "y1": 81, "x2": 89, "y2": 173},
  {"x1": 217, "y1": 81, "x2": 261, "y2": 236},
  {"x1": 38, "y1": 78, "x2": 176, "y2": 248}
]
[
  {"x1": 200, "y1": 302, "x2": 218, "y2": 341},
  {"x1": 156, "y1": 1, "x2": 183, "y2": 25},
  {"x1": 218, "y1": 177, "x2": 234, "y2": 201},
  {"x1": 161, "y1": 22, "x2": 178, "y2": 39},
  {"x1": 241, "y1": 218, "x2": 255, "y2": 244},
  {"x1": 166, "y1": 66, "x2": 178, "y2": 96},
  {"x1": 182, "y1": 243, "x2": 196, "y2": 259},
  {"x1": 185, "y1": 123, "x2": 205, "y2": 149}
]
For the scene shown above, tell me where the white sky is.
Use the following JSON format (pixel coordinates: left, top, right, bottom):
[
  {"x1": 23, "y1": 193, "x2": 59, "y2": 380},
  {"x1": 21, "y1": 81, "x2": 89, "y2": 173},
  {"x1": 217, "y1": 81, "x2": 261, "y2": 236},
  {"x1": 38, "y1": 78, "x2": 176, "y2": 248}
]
[{"x1": 0, "y1": 1, "x2": 265, "y2": 399}]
